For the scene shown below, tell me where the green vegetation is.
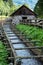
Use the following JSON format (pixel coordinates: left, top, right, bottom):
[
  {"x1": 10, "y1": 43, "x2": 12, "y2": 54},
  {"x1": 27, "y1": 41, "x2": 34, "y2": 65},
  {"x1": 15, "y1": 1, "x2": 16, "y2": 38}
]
[
  {"x1": 0, "y1": 0, "x2": 10, "y2": 16},
  {"x1": 0, "y1": 41, "x2": 8, "y2": 65},
  {"x1": 16, "y1": 24, "x2": 43, "y2": 46},
  {"x1": 0, "y1": 0, "x2": 17, "y2": 16},
  {"x1": 34, "y1": 0, "x2": 43, "y2": 18}
]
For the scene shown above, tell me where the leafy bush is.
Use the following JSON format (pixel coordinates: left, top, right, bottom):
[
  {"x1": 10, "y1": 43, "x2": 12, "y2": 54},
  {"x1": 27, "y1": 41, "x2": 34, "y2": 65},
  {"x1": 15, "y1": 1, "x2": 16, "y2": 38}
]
[{"x1": 0, "y1": 41, "x2": 8, "y2": 65}]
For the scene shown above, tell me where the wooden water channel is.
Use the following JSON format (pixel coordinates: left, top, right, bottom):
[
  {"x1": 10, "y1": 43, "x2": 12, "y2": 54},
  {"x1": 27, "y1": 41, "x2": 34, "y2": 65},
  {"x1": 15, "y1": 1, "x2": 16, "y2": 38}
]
[
  {"x1": 1, "y1": 23, "x2": 43, "y2": 65},
  {"x1": 10, "y1": 23, "x2": 43, "y2": 60}
]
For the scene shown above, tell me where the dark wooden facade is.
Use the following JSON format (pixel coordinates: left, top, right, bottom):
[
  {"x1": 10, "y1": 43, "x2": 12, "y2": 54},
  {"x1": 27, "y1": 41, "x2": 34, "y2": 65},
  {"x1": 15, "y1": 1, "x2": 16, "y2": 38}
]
[{"x1": 10, "y1": 5, "x2": 37, "y2": 16}]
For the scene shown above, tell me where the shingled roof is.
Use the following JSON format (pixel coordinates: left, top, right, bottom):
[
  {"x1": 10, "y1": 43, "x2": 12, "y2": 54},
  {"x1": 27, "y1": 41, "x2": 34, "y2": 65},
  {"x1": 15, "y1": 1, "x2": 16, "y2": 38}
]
[{"x1": 10, "y1": 5, "x2": 37, "y2": 16}]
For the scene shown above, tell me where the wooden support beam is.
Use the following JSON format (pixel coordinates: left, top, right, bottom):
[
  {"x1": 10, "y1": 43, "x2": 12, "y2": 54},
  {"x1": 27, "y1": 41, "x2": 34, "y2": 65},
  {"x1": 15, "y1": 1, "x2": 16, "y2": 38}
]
[
  {"x1": 8, "y1": 35, "x2": 15, "y2": 37},
  {"x1": 23, "y1": 40, "x2": 41, "y2": 43},
  {"x1": 7, "y1": 48, "x2": 11, "y2": 51},
  {"x1": 4, "y1": 43, "x2": 8, "y2": 45},
  {"x1": 10, "y1": 38, "x2": 18, "y2": 40},
  {"x1": 12, "y1": 40, "x2": 41, "y2": 44},
  {"x1": 7, "y1": 33, "x2": 13, "y2": 34},
  {"x1": 14, "y1": 46, "x2": 43, "y2": 50},
  {"x1": 12, "y1": 41, "x2": 30, "y2": 44},
  {"x1": 30, "y1": 40, "x2": 41, "y2": 42},
  {"x1": 15, "y1": 55, "x2": 43, "y2": 59},
  {"x1": 12, "y1": 42, "x2": 23, "y2": 44},
  {"x1": 5, "y1": 31, "x2": 11, "y2": 32},
  {"x1": 8, "y1": 57, "x2": 14, "y2": 59},
  {"x1": 15, "y1": 34, "x2": 26, "y2": 36}
]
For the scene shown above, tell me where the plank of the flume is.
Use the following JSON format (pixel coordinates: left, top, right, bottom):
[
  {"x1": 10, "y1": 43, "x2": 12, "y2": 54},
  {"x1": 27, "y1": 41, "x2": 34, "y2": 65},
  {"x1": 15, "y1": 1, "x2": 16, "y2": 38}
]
[
  {"x1": 15, "y1": 55, "x2": 43, "y2": 59},
  {"x1": 14, "y1": 46, "x2": 43, "y2": 50}
]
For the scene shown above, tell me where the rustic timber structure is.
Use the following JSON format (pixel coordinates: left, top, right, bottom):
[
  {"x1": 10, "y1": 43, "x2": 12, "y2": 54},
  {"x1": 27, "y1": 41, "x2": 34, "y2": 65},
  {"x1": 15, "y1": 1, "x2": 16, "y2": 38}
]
[{"x1": 10, "y1": 5, "x2": 37, "y2": 24}]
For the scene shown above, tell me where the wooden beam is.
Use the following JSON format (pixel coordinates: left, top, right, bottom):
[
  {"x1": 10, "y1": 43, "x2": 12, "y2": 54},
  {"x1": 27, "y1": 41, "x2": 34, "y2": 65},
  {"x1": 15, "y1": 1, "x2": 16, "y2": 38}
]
[
  {"x1": 14, "y1": 46, "x2": 43, "y2": 50},
  {"x1": 10, "y1": 38, "x2": 18, "y2": 40},
  {"x1": 15, "y1": 55, "x2": 43, "y2": 59},
  {"x1": 7, "y1": 48, "x2": 11, "y2": 51},
  {"x1": 8, "y1": 57, "x2": 14, "y2": 59},
  {"x1": 12, "y1": 42, "x2": 23, "y2": 44},
  {"x1": 12, "y1": 40, "x2": 41, "y2": 44},
  {"x1": 15, "y1": 34, "x2": 26, "y2": 36},
  {"x1": 4, "y1": 43, "x2": 8, "y2": 45},
  {"x1": 8, "y1": 35, "x2": 15, "y2": 37},
  {"x1": 6, "y1": 33, "x2": 13, "y2": 34}
]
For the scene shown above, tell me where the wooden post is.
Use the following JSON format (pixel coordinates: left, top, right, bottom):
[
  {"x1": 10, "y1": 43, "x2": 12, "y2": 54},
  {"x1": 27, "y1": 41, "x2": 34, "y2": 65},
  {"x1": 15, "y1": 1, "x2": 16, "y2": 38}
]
[{"x1": 41, "y1": 48, "x2": 43, "y2": 55}]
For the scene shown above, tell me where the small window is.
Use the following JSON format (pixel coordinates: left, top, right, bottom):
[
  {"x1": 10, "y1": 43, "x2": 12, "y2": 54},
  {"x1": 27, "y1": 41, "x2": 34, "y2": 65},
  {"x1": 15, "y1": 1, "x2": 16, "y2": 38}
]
[{"x1": 22, "y1": 17, "x2": 27, "y2": 19}]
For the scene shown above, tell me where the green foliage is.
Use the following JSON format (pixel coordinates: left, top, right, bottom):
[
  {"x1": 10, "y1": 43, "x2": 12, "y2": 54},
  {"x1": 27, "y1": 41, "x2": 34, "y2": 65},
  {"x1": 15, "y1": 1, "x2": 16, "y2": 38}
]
[
  {"x1": 8, "y1": 0, "x2": 13, "y2": 7},
  {"x1": 0, "y1": 41, "x2": 8, "y2": 65},
  {"x1": 0, "y1": 0, "x2": 10, "y2": 16},
  {"x1": 0, "y1": 0, "x2": 15, "y2": 16},
  {"x1": 0, "y1": 62, "x2": 8, "y2": 65},
  {"x1": 34, "y1": 0, "x2": 43, "y2": 18},
  {"x1": 0, "y1": 0, "x2": 23, "y2": 16},
  {"x1": 16, "y1": 24, "x2": 43, "y2": 46}
]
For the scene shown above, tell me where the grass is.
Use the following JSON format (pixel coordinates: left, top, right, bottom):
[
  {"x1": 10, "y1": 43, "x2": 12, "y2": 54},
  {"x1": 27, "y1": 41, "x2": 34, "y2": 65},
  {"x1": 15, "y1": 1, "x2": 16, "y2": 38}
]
[{"x1": 16, "y1": 24, "x2": 43, "y2": 46}]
